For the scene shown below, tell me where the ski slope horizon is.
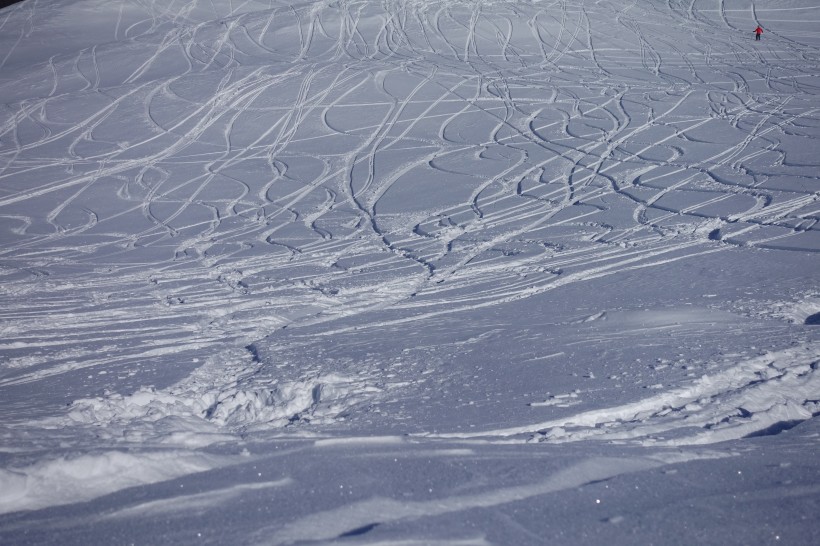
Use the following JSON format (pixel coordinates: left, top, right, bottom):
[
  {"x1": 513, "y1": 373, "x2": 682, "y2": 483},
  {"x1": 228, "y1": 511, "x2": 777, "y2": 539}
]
[{"x1": 1, "y1": 0, "x2": 819, "y2": 543}]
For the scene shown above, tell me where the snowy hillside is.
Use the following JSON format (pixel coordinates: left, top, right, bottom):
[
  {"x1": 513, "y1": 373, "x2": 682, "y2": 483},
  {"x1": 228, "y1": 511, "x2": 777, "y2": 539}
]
[{"x1": 1, "y1": 0, "x2": 818, "y2": 543}]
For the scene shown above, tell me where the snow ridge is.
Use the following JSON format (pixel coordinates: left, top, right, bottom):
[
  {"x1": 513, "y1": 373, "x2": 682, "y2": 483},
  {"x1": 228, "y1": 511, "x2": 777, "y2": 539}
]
[{"x1": 423, "y1": 344, "x2": 820, "y2": 445}]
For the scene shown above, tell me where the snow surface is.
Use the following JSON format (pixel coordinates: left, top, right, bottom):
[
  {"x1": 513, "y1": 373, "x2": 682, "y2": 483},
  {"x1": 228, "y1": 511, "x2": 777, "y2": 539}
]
[{"x1": 0, "y1": 0, "x2": 818, "y2": 543}]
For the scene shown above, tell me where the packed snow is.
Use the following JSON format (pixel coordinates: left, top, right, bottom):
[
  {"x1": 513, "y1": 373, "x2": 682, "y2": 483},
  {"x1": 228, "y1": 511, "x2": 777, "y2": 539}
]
[{"x1": 1, "y1": 0, "x2": 818, "y2": 543}]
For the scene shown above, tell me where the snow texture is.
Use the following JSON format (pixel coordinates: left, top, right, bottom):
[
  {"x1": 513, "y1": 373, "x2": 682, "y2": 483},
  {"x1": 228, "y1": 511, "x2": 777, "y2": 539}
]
[{"x1": 0, "y1": 0, "x2": 818, "y2": 543}]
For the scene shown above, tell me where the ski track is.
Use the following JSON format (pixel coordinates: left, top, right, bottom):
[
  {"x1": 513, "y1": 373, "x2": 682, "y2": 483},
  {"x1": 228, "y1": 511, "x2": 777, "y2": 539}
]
[{"x1": 0, "y1": 0, "x2": 819, "y2": 523}]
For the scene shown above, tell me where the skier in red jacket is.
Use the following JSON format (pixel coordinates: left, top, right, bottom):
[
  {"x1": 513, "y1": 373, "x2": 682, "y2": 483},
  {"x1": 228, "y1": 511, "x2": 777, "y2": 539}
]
[{"x1": 754, "y1": 25, "x2": 763, "y2": 41}]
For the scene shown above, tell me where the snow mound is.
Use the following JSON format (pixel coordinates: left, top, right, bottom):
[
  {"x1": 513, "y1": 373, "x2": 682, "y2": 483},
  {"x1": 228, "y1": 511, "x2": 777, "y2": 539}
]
[
  {"x1": 0, "y1": 450, "x2": 220, "y2": 515},
  {"x1": 63, "y1": 348, "x2": 380, "y2": 433}
]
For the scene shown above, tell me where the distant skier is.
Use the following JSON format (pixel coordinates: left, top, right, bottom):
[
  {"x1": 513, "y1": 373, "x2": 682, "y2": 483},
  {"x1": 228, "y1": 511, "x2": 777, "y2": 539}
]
[{"x1": 754, "y1": 25, "x2": 763, "y2": 41}]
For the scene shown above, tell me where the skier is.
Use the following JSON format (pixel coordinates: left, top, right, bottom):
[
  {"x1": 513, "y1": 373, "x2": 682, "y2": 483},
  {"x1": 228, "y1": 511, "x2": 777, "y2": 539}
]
[{"x1": 754, "y1": 25, "x2": 763, "y2": 41}]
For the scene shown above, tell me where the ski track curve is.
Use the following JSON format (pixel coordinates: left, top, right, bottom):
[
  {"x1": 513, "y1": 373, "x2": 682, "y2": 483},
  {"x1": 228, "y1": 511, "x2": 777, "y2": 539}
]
[{"x1": 0, "y1": 0, "x2": 818, "y2": 517}]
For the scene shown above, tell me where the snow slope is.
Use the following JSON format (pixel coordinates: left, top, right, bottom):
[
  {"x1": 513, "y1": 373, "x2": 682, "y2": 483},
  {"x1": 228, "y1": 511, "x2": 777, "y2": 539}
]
[{"x1": 0, "y1": 0, "x2": 818, "y2": 543}]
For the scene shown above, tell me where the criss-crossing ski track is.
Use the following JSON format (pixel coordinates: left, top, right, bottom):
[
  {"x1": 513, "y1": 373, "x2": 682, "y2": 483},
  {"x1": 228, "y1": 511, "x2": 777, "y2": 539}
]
[{"x1": 1, "y1": 0, "x2": 818, "y2": 441}]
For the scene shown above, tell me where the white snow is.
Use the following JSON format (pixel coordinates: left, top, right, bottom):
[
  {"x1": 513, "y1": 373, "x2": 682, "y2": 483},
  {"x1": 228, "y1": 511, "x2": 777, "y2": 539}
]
[
  {"x1": 0, "y1": 0, "x2": 818, "y2": 543},
  {"x1": 0, "y1": 450, "x2": 222, "y2": 514}
]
